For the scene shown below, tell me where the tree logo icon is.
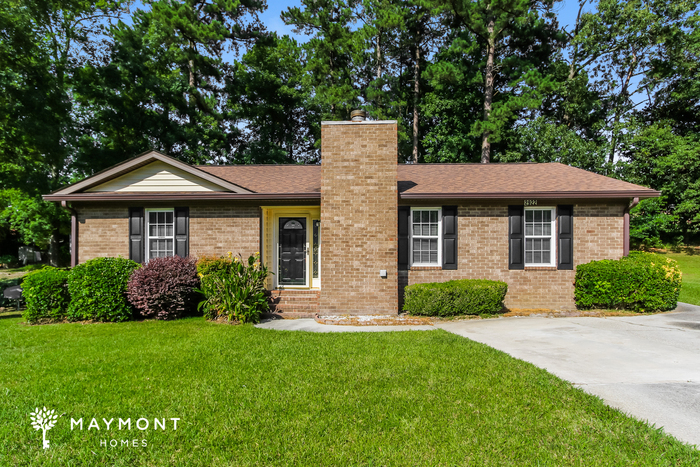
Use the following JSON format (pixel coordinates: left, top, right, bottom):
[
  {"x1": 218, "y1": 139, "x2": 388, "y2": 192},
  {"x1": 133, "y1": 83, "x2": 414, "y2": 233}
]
[{"x1": 30, "y1": 407, "x2": 58, "y2": 449}]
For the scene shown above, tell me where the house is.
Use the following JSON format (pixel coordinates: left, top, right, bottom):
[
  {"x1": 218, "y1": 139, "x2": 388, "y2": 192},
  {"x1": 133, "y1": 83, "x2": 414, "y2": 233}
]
[{"x1": 44, "y1": 116, "x2": 659, "y2": 315}]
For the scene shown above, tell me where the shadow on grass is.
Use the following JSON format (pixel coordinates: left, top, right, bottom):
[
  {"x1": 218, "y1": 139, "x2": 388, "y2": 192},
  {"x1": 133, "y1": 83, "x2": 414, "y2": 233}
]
[{"x1": 0, "y1": 311, "x2": 22, "y2": 320}]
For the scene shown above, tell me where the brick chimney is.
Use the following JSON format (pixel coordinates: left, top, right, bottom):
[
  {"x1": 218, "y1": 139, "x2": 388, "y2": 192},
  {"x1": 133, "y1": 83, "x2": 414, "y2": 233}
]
[{"x1": 319, "y1": 117, "x2": 398, "y2": 315}]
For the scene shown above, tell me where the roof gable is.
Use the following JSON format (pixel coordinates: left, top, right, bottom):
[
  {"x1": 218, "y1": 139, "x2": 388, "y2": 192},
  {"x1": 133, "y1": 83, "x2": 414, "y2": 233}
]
[
  {"x1": 51, "y1": 151, "x2": 252, "y2": 195},
  {"x1": 86, "y1": 161, "x2": 227, "y2": 193}
]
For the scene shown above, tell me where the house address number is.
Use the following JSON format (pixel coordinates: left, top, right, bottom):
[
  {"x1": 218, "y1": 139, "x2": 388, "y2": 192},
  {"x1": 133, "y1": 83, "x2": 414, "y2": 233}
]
[{"x1": 524, "y1": 199, "x2": 538, "y2": 206}]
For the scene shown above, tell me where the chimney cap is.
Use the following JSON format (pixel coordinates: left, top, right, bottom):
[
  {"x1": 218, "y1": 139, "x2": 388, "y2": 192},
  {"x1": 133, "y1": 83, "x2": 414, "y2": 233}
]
[{"x1": 350, "y1": 109, "x2": 367, "y2": 122}]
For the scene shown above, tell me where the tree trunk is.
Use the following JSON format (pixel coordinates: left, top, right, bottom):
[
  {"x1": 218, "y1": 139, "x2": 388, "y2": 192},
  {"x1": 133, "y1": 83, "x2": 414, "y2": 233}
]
[
  {"x1": 412, "y1": 40, "x2": 421, "y2": 164},
  {"x1": 188, "y1": 41, "x2": 196, "y2": 88},
  {"x1": 48, "y1": 234, "x2": 59, "y2": 267},
  {"x1": 609, "y1": 52, "x2": 637, "y2": 164},
  {"x1": 481, "y1": 16, "x2": 496, "y2": 164},
  {"x1": 376, "y1": 34, "x2": 382, "y2": 79},
  {"x1": 608, "y1": 112, "x2": 619, "y2": 165}
]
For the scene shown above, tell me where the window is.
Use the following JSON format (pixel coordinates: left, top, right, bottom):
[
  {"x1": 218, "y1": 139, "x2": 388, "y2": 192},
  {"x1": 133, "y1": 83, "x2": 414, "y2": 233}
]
[
  {"x1": 146, "y1": 209, "x2": 174, "y2": 259},
  {"x1": 525, "y1": 208, "x2": 555, "y2": 266},
  {"x1": 410, "y1": 208, "x2": 441, "y2": 266}
]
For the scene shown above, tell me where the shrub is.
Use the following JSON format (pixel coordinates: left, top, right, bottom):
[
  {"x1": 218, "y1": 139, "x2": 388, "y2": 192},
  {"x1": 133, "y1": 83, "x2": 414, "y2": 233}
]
[
  {"x1": 197, "y1": 252, "x2": 269, "y2": 323},
  {"x1": 403, "y1": 279, "x2": 508, "y2": 317},
  {"x1": 22, "y1": 267, "x2": 70, "y2": 323},
  {"x1": 127, "y1": 256, "x2": 200, "y2": 320},
  {"x1": 574, "y1": 252, "x2": 682, "y2": 312},
  {"x1": 0, "y1": 254, "x2": 18, "y2": 268},
  {"x1": 67, "y1": 257, "x2": 140, "y2": 322}
]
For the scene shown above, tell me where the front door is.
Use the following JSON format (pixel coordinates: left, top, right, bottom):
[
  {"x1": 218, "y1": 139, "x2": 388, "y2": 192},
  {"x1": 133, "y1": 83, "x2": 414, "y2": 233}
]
[{"x1": 278, "y1": 217, "x2": 306, "y2": 286}]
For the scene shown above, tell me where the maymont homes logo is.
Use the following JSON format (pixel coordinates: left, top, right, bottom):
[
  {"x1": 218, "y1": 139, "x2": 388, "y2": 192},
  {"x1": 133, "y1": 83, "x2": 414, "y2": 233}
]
[
  {"x1": 30, "y1": 407, "x2": 58, "y2": 449},
  {"x1": 29, "y1": 407, "x2": 181, "y2": 449}
]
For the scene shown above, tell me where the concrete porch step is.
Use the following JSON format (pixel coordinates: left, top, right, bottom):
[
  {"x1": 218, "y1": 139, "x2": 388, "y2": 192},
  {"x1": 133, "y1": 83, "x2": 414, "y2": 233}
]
[
  {"x1": 263, "y1": 311, "x2": 318, "y2": 319},
  {"x1": 268, "y1": 289, "x2": 320, "y2": 317},
  {"x1": 270, "y1": 290, "x2": 320, "y2": 296}
]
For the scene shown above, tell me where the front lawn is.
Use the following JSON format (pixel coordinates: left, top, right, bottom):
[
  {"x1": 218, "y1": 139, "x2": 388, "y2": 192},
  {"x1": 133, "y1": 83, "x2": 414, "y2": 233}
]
[
  {"x1": 1, "y1": 317, "x2": 697, "y2": 465},
  {"x1": 658, "y1": 251, "x2": 700, "y2": 306}
]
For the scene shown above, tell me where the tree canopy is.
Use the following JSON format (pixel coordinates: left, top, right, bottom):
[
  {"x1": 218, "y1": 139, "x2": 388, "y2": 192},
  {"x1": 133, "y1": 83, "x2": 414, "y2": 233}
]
[{"x1": 1, "y1": 0, "x2": 699, "y2": 261}]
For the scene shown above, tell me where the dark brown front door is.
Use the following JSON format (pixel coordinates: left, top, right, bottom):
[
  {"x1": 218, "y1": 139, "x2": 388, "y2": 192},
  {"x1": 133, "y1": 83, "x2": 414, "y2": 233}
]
[{"x1": 279, "y1": 218, "x2": 306, "y2": 285}]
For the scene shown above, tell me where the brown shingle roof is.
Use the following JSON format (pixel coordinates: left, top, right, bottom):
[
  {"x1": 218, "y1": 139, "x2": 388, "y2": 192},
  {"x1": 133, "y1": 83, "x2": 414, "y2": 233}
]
[
  {"x1": 197, "y1": 165, "x2": 321, "y2": 194},
  {"x1": 397, "y1": 163, "x2": 657, "y2": 197},
  {"x1": 196, "y1": 162, "x2": 658, "y2": 198}
]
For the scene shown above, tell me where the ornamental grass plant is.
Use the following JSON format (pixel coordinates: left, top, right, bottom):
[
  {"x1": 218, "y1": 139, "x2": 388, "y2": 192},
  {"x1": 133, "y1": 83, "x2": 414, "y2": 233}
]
[{"x1": 196, "y1": 252, "x2": 269, "y2": 323}]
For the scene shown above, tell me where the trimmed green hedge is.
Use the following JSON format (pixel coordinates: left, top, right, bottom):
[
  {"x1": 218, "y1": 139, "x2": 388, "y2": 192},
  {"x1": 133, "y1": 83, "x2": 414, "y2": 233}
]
[
  {"x1": 22, "y1": 267, "x2": 71, "y2": 323},
  {"x1": 574, "y1": 252, "x2": 682, "y2": 312},
  {"x1": 67, "y1": 257, "x2": 140, "y2": 322},
  {"x1": 403, "y1": 279, "x2": 508, "y2": 317}
]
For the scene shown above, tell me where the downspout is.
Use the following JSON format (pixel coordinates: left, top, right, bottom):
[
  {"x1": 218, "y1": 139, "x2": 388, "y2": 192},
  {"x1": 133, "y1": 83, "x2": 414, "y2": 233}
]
[
  {"x1": 61, "y1": 201, "x2": 78, "y2": 267},
  {"x1": 623, "y1": 197, "x2": 640, "y2": 256}
]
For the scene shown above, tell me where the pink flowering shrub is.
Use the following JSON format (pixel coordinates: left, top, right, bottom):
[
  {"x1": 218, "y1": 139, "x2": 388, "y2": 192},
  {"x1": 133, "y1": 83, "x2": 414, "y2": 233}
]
[{"x1": 126, "y1": 256, "x2": 200, "y2": 320}]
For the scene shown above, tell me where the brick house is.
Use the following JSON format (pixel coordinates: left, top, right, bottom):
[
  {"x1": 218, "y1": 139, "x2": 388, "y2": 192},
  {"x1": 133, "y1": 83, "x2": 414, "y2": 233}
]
[{"x1": 44, "y1": 118, "x2": 659, "y2": 315}]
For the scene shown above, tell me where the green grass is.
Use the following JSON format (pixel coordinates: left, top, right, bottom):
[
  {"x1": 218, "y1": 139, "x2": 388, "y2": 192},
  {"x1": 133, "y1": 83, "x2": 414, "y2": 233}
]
[
  {"x1": 652, "y1": 251, "x2": 700, "y2": 306},
  {"x1": 1, "y1": 317, "x2": 698, "y2": 466}
]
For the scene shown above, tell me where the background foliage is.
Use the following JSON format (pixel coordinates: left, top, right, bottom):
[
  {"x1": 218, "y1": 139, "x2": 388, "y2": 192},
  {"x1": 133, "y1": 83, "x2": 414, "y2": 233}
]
[{"x1": 1, "y1": 0, "x2": 699, "y2": 252}]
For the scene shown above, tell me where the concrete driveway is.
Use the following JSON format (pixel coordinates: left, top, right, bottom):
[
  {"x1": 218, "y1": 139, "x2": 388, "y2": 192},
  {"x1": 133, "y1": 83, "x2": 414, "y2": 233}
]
[{"x1": 438, "y1": 302, "x2": 700, "y2": 448}]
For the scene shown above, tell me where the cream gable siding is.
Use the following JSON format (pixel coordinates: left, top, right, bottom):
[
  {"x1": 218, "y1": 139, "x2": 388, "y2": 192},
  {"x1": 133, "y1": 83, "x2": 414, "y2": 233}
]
[{"x1": 86, "y1": 161, "x2": 227, "y2": 192}]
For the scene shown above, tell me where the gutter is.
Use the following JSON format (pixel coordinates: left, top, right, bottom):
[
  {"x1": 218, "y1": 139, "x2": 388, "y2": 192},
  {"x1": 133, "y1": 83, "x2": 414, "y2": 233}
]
[
  {"x1": 43, "y1": 192, "x2": 322, "y2": 202},
  {"x1": 623, "y1": 197, "x2": 640, "y2": 256},
  {"x1": 60, "y1": 201, "x2": 78, "y2": 267},
  {"x1": 399, "y1": 190, "x2": 661, "y2": 200},
  {"x1": 44, "y1": 190, "x2": 661, "y2": 203}
]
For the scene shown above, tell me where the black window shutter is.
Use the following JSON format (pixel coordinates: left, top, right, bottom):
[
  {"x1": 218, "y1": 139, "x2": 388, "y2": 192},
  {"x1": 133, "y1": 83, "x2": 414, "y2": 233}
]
[
  {"x1": 442, "y1": 206, "x2": 458, "y2": 270},
  {"x1": 398, "y1": 206, "x2": 410, "y2": 270},
  {"x1": 557, "y1": 205, "x2": 574, "y2": 270},
  {"x1": 174, "y1": 207, "x2": 189, "y2": 258},
  {"x1": 508, "y1": 205, "x2": 524, "y2": 270},
  {"x1": 128, "y1": 207, "x2": 144, "y2": 263}
]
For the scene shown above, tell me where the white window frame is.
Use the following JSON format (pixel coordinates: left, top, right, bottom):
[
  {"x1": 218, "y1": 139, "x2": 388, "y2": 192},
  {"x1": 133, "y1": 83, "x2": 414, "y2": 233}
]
[
  {"x1": 524, "y1": 206, "x2": 556, "y2": 267},
  {"x1": 145, "y1": 208, "x2": 175, "y2": 261},
  {"x1": 410, "y1": 207, "x2": 442, "y2": 267}
]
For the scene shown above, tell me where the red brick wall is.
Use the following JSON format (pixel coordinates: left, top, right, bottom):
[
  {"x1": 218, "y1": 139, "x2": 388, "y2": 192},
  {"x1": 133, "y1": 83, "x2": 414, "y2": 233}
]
[
  {"x1": 404, "y1": 202, "x2": 626, "y2": 311},
  {"x1": 189, "y1": 205, "x2": 259, "y2": 259},
  {"x1": 320, "y1": 121, "x2": 398, "y2": 315},
  {"x1": 77, "y1": 205, "x2": 129, "y2": 262},
  {"x1": 76, "y1": 203, "x2": 261, "y2": 263}
]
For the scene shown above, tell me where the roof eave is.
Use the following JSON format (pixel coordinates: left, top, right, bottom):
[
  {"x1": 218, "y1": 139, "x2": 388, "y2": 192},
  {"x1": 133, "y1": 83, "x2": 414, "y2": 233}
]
[
  {"x1": 43, "y1": 192, "x2": 321, "y2": 202},
  {"x1": 398, "y1": 190, "x2": 661, "y2": 199},
  {"x1": 44, "y1": 190, "x2": 661, "y2": 202}
]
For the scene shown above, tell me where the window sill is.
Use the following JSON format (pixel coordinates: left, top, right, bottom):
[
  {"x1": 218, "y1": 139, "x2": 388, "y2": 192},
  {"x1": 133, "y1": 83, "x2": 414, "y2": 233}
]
[
  {"x1": 409, "y1": 266, "x2": 443, "y2": 271},
  {"x1": 524, "y1": 266, "x2": 558, "y2": 271}
]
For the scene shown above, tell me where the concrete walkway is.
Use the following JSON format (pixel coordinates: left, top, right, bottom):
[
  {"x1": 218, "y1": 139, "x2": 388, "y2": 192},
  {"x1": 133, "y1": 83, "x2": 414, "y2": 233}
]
[
  {"x1": 256, "y1": 304, "x2": 700, "y2": 448},
  {"x1": 437, "y1": 303, "x2": 700, "y2": 448}
]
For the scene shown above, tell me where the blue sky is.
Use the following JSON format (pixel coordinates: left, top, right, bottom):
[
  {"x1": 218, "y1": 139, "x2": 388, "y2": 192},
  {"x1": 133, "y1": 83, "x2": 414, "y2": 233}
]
[{"x1": 259, "y1": 0, "x2": 593, "y2": 43}]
